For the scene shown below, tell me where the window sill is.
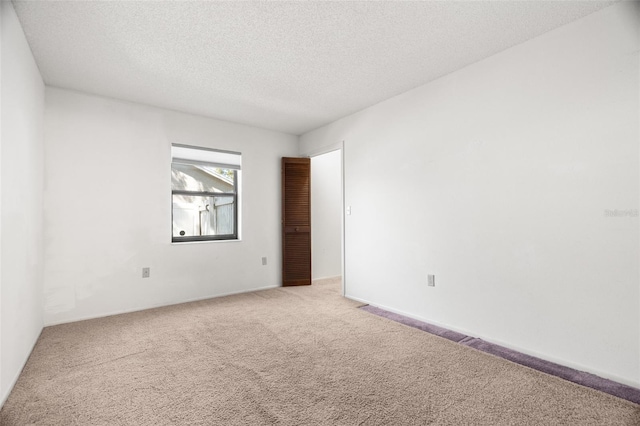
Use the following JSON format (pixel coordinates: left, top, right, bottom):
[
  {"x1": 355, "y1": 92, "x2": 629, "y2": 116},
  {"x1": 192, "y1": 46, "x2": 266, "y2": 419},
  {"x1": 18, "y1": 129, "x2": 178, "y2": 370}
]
[{"x1": 171, "y1": 238, "x2": 241, "y2": 245}]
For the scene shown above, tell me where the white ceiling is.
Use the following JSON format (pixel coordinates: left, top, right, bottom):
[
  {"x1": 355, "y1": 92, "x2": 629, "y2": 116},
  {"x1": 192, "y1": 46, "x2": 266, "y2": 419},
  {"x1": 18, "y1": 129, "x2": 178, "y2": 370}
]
[{"x1": 13, "y1": 0, "x2": 617, "y2": 135}]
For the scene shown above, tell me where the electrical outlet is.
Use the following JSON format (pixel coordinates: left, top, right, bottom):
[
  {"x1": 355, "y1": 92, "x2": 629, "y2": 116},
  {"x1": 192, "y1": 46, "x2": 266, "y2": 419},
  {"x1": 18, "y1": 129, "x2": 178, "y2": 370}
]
[
  {"x1": 427, "y1": 274, "x2": 435, "y2": 287},
  {"x1": 142, "y1": 267, "x2": 150, "y2": 278},
  {"x1": 262, "y1": 257, "x2": 267, "y2": 266}
]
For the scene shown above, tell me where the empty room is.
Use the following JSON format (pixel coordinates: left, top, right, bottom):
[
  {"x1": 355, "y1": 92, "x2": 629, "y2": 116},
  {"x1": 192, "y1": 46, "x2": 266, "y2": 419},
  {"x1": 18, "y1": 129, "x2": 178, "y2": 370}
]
[{"x1": 1, "y1": 0, "x2": 639, "y2": 424}]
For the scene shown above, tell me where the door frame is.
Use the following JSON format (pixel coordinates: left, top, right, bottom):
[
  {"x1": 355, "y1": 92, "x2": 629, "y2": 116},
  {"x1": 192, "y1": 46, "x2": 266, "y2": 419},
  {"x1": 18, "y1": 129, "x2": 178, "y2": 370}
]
[{"x1": 307, "y1": 141, "x2": 345, "y2": 297}]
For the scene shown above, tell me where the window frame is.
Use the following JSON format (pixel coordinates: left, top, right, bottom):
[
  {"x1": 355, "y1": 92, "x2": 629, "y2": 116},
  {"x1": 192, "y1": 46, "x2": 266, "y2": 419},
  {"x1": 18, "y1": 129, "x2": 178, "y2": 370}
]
[{"x1": 171, "y1": 144, "x2": 241, "y2": 243}]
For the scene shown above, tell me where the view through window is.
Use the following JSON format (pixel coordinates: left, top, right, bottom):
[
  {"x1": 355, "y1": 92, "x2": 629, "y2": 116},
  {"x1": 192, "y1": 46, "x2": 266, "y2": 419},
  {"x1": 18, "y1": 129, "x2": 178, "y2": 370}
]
[{"x1": 171, "y1": 144, "x2": 241, "y2": 242}]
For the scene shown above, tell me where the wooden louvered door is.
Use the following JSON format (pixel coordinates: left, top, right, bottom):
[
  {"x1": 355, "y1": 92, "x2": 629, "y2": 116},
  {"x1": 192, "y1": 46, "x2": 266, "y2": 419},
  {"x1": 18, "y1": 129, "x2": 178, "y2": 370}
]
[{"x1": 282, "y1": 157, "x2": 311, "y2": 286}]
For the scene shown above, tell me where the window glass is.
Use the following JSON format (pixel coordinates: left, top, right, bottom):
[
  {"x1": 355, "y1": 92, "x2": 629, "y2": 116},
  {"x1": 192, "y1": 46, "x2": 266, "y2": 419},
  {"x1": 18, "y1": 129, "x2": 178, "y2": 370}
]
[
  {"x1": 172, "y1": 194, "x2": 235, "y2": 238},
  {"x1": 171, "y1": 145, "x2": 240, "y2": 242},
  {"x1": 171, "y1": 164, "x2": 235, "y2": 193}
]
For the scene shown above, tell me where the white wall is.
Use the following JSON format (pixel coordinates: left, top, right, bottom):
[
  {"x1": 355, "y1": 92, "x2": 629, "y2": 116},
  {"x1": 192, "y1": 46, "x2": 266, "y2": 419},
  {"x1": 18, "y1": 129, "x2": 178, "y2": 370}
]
[
  {"x1": 1, "y1": 0, "x2": 45, "y2": 406},
  {"x1": 311, "y1": 150, "x2": 342, "y2": 280},
  {"x1": 1, "y1": 0, "x2": 4, "y2": 406},
  {"x1": 300, "y1": 2, "x2": 640, "y2": 386},
  {"x1": 44, "y1": 88, "x2": 298, "y2": 325}
]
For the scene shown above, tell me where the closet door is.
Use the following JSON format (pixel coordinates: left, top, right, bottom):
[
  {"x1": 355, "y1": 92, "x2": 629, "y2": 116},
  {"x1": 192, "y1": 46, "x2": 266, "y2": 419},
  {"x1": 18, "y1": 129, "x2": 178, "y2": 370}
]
[{"x1": 281, "y1": 157, "x2": 311, "y2": 286}]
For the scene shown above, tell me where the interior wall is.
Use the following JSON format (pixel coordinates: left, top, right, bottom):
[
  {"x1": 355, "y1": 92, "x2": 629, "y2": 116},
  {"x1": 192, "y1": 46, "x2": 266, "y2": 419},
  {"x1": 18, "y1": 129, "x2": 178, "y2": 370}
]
[
  {"x1": 300, "y1": 2, "x2": 640, "y2": 386},
  {"x1": 1, "y1": 0, "x2": 4, "y2": 404},
  {"x1": 1, "y1": 0, "x2": 45, "y2": 406},
  {"x1": 311, "y1": 150, "x2": 342, "y2": 280},
  {"x1": 43, "y1": 88, "x2": 298, "y2": 326}
]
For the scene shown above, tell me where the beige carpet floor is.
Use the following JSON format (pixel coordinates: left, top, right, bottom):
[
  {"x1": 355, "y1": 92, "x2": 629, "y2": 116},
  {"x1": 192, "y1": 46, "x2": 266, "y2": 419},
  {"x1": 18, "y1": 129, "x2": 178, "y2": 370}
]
[{"x1": 1, "y1": 279, "x2": 639, "y2": 425}]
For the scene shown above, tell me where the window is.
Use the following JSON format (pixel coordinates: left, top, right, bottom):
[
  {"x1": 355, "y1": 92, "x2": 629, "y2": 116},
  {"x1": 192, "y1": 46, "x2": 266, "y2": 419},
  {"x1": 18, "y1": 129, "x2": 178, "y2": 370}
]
[{"x1": 171, "y1": 144, "x2": 241, "y2": 242}]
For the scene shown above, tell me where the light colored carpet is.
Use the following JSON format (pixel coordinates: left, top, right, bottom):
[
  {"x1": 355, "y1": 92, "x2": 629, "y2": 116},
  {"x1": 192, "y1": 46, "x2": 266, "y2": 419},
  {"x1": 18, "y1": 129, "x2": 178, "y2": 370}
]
[{"x1": 1, "y1": 279, "x2": 638, "y2": 425}]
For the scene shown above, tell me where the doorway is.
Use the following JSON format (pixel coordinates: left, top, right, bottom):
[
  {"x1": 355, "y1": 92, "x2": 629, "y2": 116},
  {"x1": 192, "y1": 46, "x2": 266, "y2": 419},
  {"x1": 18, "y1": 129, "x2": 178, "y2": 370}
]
[{"x1": 310, "y1": 148, "x2": 344, "y2": 294}]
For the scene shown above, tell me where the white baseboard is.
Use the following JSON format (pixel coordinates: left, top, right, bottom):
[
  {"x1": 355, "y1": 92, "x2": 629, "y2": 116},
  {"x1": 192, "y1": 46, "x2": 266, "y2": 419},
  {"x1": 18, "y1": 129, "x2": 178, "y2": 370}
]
[
  {"x1": 44, "y1": 284, "x2": 279, "y2": 327},
  {"x1": 312, "y1": 275, "x2": 341, "y2": 282},
  {"x1": 347, "y1": 294, "x2": 640, "y2": 390},
  {"x1": 0, "y1": 326, "x2": 43, "y2": 410}
]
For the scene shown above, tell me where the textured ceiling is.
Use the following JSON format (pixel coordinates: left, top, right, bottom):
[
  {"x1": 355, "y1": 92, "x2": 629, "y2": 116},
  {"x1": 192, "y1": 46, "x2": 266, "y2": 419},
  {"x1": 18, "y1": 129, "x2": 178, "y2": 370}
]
[{"x1": 13, "y1": 0, "x2": 617, "y2": 135}]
